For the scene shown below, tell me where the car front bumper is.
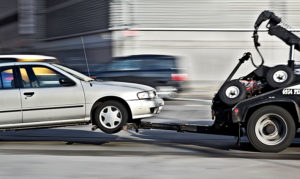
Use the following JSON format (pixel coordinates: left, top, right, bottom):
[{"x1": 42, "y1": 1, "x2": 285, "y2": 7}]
[
  {"x1": 156, "y1": 86, "x2": 178, "y2": 99},
  {"x1": 127, "y1": 97, "x2": 164, "y2": 119}
]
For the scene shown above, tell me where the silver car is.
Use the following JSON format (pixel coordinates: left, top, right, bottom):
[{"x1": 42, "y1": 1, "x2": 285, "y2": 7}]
[{"x1": 0, "y1": 61, "x2": 164, "y2": 133}]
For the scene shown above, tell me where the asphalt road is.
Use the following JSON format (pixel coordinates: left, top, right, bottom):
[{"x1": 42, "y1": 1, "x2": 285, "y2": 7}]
[{"x1": 0, "y1": 100, "x2": 300, "y2": 179}]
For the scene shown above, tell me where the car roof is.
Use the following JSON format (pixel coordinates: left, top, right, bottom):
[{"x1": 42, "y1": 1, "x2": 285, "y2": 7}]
[
  {"x1": 0, "y1": 54, "x2": 57, "y2": 60},
  {"x1": 114, "y1": 54, "x2": 175, "y2": 60},
  {"x1": 0, "y1": 54, "x2": 59, "y2": 64},
  {"x1": 0, "y1": 61, "x2": 53, "y2": 67}
]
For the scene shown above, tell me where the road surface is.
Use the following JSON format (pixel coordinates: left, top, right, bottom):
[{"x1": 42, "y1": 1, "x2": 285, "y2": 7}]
[{"x1": 0, "y1": 100, "x2": 299, "y2": 179}]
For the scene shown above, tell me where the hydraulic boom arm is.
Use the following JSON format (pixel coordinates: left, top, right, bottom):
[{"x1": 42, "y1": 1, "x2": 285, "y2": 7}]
[{"x1": 254, "y1": 10, "x2": 300, "y2": 51}]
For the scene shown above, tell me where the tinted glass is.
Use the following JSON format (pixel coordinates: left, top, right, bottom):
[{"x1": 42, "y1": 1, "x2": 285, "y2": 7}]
[
  {"x1": 0, "y1": 68, "x2": 15, "y2": 89},
  {"x1": 107, "y1": 60, "x2": 141, "y2": 71},
  {"x1": 140, "y1": 58, "x2": 176, "y2": 70},
  {"x1": 32, "y1": 67, "x2": 64, "y2": 87}
]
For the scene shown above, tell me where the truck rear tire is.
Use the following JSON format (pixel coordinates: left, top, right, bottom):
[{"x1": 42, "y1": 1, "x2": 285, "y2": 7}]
[
  {"x1": 266, "y1": 65, "x2": 295, "y2": 88},
  {"x1": 247, "y1": 105, "x2": 296, "y2": 152},
  {"x1": 218, "y1": 80, "x2": 246, "y2": 106}
]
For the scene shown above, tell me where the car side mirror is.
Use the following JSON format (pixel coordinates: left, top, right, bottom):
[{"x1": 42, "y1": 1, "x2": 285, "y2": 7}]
[{"x1": 59, "y1": 78, "x2": 76, "y2": 86}]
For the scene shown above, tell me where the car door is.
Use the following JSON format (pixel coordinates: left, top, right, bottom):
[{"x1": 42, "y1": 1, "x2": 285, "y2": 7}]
[
  {"x1": 0, "y1": 65, "x2": 22, "y2": 124},
  {"x1": 18, "y1": 64, "x2": 86, "y2": 123}
]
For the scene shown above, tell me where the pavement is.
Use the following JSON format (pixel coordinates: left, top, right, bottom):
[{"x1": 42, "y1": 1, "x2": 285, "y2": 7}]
[
  {"x1": 0, "y1": 99, "x2": 300, "y2": 178},
  {"x1": 177, "y1": 90, "x2": 216, "y2": 99}
]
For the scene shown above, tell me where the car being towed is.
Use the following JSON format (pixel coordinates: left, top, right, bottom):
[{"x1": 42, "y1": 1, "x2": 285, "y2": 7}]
[{"x1": 0, "y1": 61, "x2": 164, "y2": 133}]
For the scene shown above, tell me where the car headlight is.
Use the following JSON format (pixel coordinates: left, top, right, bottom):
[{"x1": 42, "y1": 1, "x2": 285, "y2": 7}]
[{"x1": 137, "y1": 91, "x2": 156, "y2": 99}]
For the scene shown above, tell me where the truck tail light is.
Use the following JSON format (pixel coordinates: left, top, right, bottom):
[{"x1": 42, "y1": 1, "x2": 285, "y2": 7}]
[
  {"x1": 171, "y1": 73, "x2": 188, "y2": 81},
  {"x1": 234, "y1": 108, "x2": 239, "y2": 115}
]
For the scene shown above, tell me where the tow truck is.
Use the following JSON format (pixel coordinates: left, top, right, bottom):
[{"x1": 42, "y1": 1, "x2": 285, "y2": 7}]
[{"x1": 126, "y1": 11, "x2": 300, "y2": 152}]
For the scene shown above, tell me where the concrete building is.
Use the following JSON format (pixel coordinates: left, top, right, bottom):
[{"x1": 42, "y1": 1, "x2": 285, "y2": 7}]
[{"x1": 0, "y1": 0, "x2": 112, "y2": 73}]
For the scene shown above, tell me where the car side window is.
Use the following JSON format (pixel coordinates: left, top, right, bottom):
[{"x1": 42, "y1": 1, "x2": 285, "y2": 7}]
[
  {"x1": 107, "y1": 60, "x2": 141, "y2": 71},
  {"x1": 33, "y1": 66, "x2": 66, "y2": 87},
  {"x1": 20, "y1": 68, "x2": 33, "y2": 88},
  {"x1": 21, "y1": 66, "x2": 67, "y2": 88},
  {"x1": 140, "y1": 58, "x2": 175, "y2": 70},
  {"x1": 0, "y1": 67, "x2": 15, "y2": 89}
]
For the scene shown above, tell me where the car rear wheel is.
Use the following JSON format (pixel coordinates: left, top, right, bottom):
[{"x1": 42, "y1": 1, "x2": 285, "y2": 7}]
[
  {"x1": 247, "y1": 105, "x2": 296, "y2": 152},
  {"x1": 94, "y1": 100, "x2": 128, "y2": 134}
]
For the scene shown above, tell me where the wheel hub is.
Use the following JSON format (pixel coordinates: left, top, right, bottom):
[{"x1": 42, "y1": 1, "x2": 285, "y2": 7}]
[
  {"x1": 225, "y1": 86, "x2": 240, "y2": 98},
  {"x1": 265, "y1": 124, "x2": 276, "y2": 134},
  {"x1": 273, "y1": 70, "x2": 288, "y2": 83},
  {"x1": 99, "y1": 106, "x2": 122, "y2": 129},
  {"x1": 255, "y1": 113, "x2": 287, "y2": 145}
]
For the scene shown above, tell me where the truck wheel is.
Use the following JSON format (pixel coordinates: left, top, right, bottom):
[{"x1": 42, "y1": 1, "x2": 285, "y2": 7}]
[
  {"x1": 247, "y1": 105, "x2": 296, "y2": 152},
  {"x1": 94, "y1": 100, "x2": 128, "y2": 134},
  {"x1": 218, "y1": 80, "x2": 246, "y2": 106},
  {"x1": 266, "y1": 65, "x2": 295, "y2": 88}
]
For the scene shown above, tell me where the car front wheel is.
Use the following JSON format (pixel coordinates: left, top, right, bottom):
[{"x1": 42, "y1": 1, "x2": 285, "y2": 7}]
[{"x1": 94, "y1": 100, "x2": 128, "y2": 134}]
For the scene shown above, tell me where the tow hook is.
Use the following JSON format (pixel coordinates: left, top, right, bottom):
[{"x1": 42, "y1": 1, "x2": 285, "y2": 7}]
[
  {"x1": 91, "y1": 125, "x2": 98, "y2": 131},
  {"x1": 124, "y1": 123, "x2": 140, "y2": 133}
]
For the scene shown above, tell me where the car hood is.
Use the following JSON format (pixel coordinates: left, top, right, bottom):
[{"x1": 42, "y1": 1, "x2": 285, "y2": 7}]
[{"x1": 90, "y1": 80, "x2": 154, "y2": 91}]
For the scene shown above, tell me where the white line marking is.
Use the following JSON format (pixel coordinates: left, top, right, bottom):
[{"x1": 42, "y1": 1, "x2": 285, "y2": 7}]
[{"x1": 171, "y1": 98, "x2": 212, "y2": 103}]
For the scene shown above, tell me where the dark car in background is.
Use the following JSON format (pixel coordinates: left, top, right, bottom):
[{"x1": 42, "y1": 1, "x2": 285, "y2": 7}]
[{"x1": 95, "y1": 55, "x2": 187, "y2": 98}]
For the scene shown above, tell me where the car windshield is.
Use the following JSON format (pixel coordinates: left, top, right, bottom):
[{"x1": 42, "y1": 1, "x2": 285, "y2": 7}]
[{"x1": 53, "y1": 64, "x2": 94, "y2": 82}]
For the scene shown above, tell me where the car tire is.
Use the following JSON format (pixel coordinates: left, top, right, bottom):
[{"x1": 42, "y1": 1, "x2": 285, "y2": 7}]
[
  {"x1": 247, "y1": 105, "x2": 296, "y2": 152},
  {"x1": 94, "y1": 100, "x2": 128, "y2": 134},
  {"x1": 218, "y1": 80, "x2": 246, "y2": 106},
  {"x1": 266, "y1": 65, "x2": 295, "y2": 88}
]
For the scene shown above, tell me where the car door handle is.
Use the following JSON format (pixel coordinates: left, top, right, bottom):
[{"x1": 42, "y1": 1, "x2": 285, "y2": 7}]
[{"x1": 24, "y1": 92, "x2": 34, "y2": 97}]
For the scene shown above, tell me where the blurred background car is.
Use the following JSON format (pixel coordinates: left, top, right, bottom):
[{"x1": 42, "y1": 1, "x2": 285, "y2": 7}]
[{"x1": 94, "y1": 54, "x2": 188, "y2": 98}]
